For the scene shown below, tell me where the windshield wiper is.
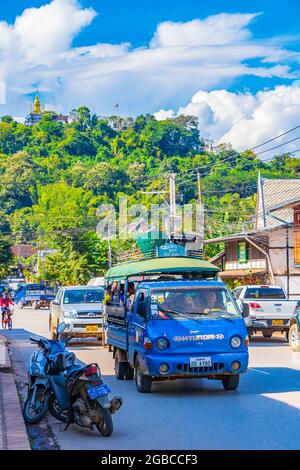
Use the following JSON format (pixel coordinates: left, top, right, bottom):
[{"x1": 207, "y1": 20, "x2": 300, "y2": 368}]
[
  {"x1": 196, "y1": 310, "x2": 234, "y2": 322},
  {"x1": 157, "y1": 307, "x2": 203, "y2": 323}
]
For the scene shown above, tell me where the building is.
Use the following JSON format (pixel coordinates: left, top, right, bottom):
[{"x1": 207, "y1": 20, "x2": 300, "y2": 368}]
[
  {"x1": 25, "y1": 91, "x2": 69, "y2": 126},
  {"x1": 12, "y1": 244, "x2": 37, "y2": 258},
  {"x1": 25, "y1": 92, "x2": 43, "y2": 125},
  {"x1": 205, "y1": 174, "x2": 300, "y2": 298}
]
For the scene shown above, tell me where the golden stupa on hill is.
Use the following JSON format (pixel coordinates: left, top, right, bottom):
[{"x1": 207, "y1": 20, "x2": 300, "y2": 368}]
[
  {"x1": 25, "y1": 90, "x2": 43, "y2": 125},
  {"x1": 24, "y1": 89, "x2": 69, "y2": 126}
]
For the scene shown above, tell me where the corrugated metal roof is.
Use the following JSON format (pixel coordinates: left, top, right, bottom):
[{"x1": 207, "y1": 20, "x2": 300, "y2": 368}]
[{"x1": 257, "y1": 178, "x2": 300, "y2": 229}]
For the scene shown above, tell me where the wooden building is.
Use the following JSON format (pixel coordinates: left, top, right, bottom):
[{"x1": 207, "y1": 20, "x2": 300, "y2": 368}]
[{"x1": 205, "y1": 174, "x2": 300, "y2": 298}]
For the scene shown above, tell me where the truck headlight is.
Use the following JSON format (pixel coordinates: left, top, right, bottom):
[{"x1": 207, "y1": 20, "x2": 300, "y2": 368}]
[
  {"x1": 156, "y1": 337, "x2": 170, "y2": 351},
  {"x1": 63, "y1": 311, "x2": 77, "y2": 318},
  {"x1": 230, "y1": 336, "x2": 242, "y2": 348}
]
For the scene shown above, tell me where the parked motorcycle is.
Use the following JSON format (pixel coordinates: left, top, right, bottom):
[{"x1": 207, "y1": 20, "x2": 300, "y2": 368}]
[{"x1": 23, "y1": 323, "x2": 122, "y2": 436}]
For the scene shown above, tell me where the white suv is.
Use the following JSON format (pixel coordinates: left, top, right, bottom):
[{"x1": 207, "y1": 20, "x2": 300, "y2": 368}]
[{"x1": 49, "y1": 285, "x2": 104, "y2": 340}]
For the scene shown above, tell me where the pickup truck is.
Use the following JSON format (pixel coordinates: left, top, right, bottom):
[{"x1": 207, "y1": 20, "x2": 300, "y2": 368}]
[
  {"x1": 233, "y1": 285, "x2": 298, "y2": 339},
  {"x1": 106, "y1": 257, "x2": 249, "y2": 393},
  {"x1": 49, "y1": 285, "x2": 104, "y2": 340},
  {"x1": 15, "y1": 284, "x2": 55, "y2": 309}
]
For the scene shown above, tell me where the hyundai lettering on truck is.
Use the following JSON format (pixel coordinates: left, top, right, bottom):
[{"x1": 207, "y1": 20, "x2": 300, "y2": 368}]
[{"x1": 105, "y1": 257, "x2": 249, "y2": 393}]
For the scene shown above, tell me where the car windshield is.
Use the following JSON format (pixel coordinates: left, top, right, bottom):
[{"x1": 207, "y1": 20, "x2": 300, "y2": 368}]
[
  {"x1": 245, "y1": 287, "x2": 286, "y2": 299},
  {"x1": 150, "y1": 287, "x2": 240, "y2": 319},
  {"x1": 63, "y1": 289, "x2": 103, "y2": 304}
]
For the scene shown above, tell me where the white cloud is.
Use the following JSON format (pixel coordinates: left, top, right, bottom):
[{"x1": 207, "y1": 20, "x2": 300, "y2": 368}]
[
  {"x1": 14, "y1": 0, "x2": 96, "y2": 65},
  {"x1": 156, "y1": 84, "x2": 300, "y2": 158},
  {"x1": 150, "y1": 13, "x2": 260, "y2": 47},
  {"x1": 0, "y1": 1, "x2": 299, "y2": 125}
]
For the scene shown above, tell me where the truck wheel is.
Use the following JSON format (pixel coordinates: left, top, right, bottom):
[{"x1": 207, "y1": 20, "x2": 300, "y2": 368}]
[
  {"x1": 262, "y1": 330, "x2": 272, "y2": 338},
  {"x1": 125, "y1": 364, "x2": 134, "y2": 380},
  {"x1": 289, "y1": 324, "x2": 300, "y2": 352},
  {"x1": 285, "y1": 330, "x2": 289, "y2": 342},
  {"x1": 115, "y1": 355, "x2": 127, "y2": 380},
  {"x1": 222, "y1": 374, "x2": 240, "y2": 391},
  {"x1": 18, "y1": 301, "x2": 24, "y2": 309},
  {"x1": 135, "y1": 358, "x2": 152, "y2": 393}
]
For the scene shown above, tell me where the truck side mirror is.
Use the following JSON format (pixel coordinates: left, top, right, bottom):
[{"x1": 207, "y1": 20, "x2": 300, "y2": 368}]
[{"x1": 242, "y1": 303, "x2": 250, "y2": 318}]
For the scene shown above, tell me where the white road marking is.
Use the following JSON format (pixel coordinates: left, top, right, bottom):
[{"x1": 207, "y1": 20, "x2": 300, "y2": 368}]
[{"x1": 250, "y1": 368, "x2": 270, "y2": 375}]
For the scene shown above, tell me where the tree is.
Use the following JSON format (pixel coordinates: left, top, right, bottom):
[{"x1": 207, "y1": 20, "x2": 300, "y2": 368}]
[{"x1": 0, "y1": 151, "x2": 36, "y2": 213}]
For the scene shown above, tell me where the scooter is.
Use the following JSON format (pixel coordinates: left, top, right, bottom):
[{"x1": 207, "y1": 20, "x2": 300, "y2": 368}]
[{"x1": 23, "y1": 323, "x2": 122, "y2": 436}]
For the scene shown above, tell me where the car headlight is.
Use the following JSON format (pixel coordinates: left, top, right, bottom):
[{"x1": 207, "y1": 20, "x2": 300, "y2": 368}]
[
  {"x1": 156, "y1": 337, "x2": 170, "y2": 351},
  {"x1": 63, "y1": 311, "x2": 77, "y2": 318},
  {"x1": 230, "y1": 336, "x2": 242, "y2": 349}
]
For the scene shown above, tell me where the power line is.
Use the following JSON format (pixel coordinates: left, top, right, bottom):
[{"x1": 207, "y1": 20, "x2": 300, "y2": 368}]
[
  {"x1": 250, "y1": 125, "x2": 300, "y2": 151},
  {"x1": 255, "y1": 136, "x2": 300, "y2": 156}
]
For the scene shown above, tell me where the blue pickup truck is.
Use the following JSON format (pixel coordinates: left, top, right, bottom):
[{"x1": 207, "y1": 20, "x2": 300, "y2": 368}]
[
  {"x1": 105, "y1": 257, "x2": 249, "y2": 393},
  {"x1": 15, "y1": 284, "x2": 56, "y2": 309}
]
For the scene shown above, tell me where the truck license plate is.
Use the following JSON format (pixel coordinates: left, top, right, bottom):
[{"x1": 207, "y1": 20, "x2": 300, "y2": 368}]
[
  {"x1": 190, "y1": 357, "x2": 212, "y2": 367},
  {"x1": 272, "y1": 320, "x2": 283, "y2": 326},
  {"x1": 86, "y1": 325, "x2": 98, "y2": 332}
]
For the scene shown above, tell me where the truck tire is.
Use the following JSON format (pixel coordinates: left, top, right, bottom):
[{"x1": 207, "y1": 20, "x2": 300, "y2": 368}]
[
  {"x1": 222, "y1": 374, "x2": 240, "y2": 391},
  {"x1": 135, "y1": 358, "x2": 152, "y2": 393},
  {"x1": 285, "y1": 329, "x2": 289, "y2": 342},
  {"x1": 115, "y1": 355, "x2": 127, "y2": 380},
  {"x1": 125, "y1": 364, "x2": 134, "y2": 380},
  {"x1": 262, "y1": 330, "x2": 272, "y2": 338},
  {"x1": 289, "y1": 324, "x2": 300, "y2": 352}
]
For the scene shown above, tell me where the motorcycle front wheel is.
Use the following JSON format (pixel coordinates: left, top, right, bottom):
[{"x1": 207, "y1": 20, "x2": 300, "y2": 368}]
[
  {"x1": 95, "y1": 404, "x2": 113, "y2": 437},
  {"x1": 23, "y1": 387, "x2": 49, "y2": 424},
  {"x1": 48, "y1": 393, "x2": 69, "y2": 423}
]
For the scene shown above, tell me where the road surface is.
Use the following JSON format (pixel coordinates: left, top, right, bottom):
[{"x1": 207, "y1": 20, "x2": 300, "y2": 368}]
[{"x1": 2, "y1": 306, "x2": 300, "y2": 450}]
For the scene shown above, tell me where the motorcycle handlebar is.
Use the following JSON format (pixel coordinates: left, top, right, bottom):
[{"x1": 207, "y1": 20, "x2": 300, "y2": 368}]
[
  {"x1": 29, "y1": 337, "x2": 39, "y2": 343},
  {"x1": 65, "y1": 336, "x2": 76, "y2": 344}
]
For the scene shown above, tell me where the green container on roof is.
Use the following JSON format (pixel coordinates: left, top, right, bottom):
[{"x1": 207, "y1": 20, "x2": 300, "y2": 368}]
[{"x1": 134, "y1": 230, "x2": 166, "y2": 254}]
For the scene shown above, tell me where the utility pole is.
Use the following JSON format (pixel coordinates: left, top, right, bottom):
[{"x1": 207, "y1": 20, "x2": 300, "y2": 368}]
[
  {"x1": 196, "y1": 172, "x2": 204, "y2": 250},
  {"x1": 169, "y1": 173, "x2": 176, "y2": 235},
  {"x1": 197, "y1": 172, "x2": 202, "y2": 206},
  {"x1": 107, "y1": 226, "x2": 112, "y2": 268}
]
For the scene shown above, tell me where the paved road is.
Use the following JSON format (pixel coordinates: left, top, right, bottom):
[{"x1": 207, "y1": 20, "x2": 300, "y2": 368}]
[{"x1": 3, "y1": 306, "x2": 300, "y2": 450}]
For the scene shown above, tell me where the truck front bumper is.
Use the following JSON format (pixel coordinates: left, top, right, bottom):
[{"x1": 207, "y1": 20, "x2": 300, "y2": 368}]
[
  {"x1": 251, "y1": 318, "x2": 290, "y2": 331},
  {"x1": 141, "y1": 352, "x2": 248, "y2": 378},
  {"x1": 63, "y1": 317, "x2": 103, "y2": 337}
]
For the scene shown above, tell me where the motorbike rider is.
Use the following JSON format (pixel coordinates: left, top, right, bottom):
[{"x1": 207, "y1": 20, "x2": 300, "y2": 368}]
[{"x1": 0, "y1": 290, "x2": 13, "y2": 321}]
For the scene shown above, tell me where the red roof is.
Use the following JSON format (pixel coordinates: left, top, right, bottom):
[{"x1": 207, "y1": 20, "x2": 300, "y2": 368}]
[{"x1": 12, "y1": 245, "x2": 37, "y2": 258}]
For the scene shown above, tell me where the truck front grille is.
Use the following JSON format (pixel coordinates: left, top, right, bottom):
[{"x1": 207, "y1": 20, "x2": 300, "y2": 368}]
[
  {"x1": 177, "y1": 362, "x2": 224, "y2": 374},
  {"x1": 76, "y1": 312, "x2": 102, "y2": 318}
]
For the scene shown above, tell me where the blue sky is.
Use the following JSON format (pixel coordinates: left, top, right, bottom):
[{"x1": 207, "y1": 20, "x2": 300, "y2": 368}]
[
  {"x1": 3, "y1": 1, "x2": 300, "y2": 48},
  {"x1": 0, "y1": 0, "x2": 300, "y2": 154}
]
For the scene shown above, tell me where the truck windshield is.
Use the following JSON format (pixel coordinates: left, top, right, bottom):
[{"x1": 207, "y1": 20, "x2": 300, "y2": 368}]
[
  {"x1": 150, "y1": 287, "x2": 240, "y2": 319},
  {"x1": 245, "y1": 287, "x2": 286, "y2": 299},
  {"x1": 63, "y1": 289, "x2": 103, "y2": 304}
]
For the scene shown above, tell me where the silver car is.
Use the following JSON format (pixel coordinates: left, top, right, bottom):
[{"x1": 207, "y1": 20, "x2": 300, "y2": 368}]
[{"x1": 49, "y1": 285, "x2": 104, "y2": 340}]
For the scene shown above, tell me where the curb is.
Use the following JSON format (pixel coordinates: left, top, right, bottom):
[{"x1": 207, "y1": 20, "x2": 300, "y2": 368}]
[{"x1": 0, "y1": 335, "x2": 31, "y2": 450}]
